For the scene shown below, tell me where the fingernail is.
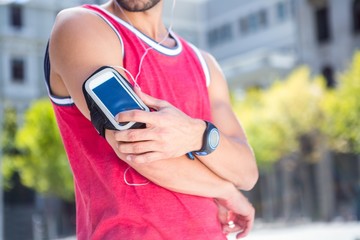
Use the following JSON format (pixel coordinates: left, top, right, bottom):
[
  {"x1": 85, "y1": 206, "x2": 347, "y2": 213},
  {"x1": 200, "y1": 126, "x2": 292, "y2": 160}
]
[
  {"x1": 134, "y1": 84, "x2": 142, "y2": 91},
  {"x1": 126, "y1": 155, "x2": 132, "y2": 162}
]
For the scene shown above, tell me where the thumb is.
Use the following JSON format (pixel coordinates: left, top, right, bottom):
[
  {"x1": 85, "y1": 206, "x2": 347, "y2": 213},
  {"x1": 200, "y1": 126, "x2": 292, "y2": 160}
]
[{"x1": 134, "y1": 87, "x2": 167, "y2": 110}]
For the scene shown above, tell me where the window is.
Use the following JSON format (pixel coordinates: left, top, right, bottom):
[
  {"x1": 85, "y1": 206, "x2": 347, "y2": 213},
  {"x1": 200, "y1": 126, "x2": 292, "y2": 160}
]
[
  {"x1": 207, "y1": 29, "x2": 217, "y2": 46},
  {"x1": 321, "y1": 65, "x2": 335, "y2": 88},
  {"x1": 259, "y1": 9, "x2": 268, "y2": 28},
  {"x1": 353, "y1": 0, "x2": 360, "y2": 33},
  {"x1": 11, "y1": 59, "x2": 25, "y2": 83},
  {"x1": 207, "y1": 23, "x2": 233, "y2": 47},
  {"x1": 239, "y1": 10, "x2": 267, "y2": 36},
  {"x1": 315, "y1": 6, "x2": 331, "y2": 43},
  {"x1": 9, "y1": 4, "x2": 23, "y2": 28},
  {"x1": 276, "y1": 1, "x2": 287, "y2": 21},
  {"x1": 290, "y1": 0, "x2": 297, "y2": 17},
  {"x1": 220, "y1": 24, "x2": 233, "y2": 41},
  {"x1": 239, "y1": 18, "x2": 249, "y2": 35},
  {"x1": 248, "y1": 13, "x2": 259, "y2": 33}
]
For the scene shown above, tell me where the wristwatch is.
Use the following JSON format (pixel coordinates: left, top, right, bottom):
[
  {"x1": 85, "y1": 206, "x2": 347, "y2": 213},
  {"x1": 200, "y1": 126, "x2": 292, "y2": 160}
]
[{"x1": 194, "y1": 121, "x2": 220, "y2": 156}]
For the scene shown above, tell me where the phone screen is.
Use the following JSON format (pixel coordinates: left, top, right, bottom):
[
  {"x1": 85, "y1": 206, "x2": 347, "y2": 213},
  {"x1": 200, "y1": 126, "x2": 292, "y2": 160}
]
[{"x1": 92, "y1": 76, "x2": 141, "y2": 117}]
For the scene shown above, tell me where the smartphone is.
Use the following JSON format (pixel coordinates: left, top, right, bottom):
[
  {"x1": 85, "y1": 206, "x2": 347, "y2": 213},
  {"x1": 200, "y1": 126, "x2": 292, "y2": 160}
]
[{"x1": 84, "y1": 67, "x2": 149, "y2": 130}]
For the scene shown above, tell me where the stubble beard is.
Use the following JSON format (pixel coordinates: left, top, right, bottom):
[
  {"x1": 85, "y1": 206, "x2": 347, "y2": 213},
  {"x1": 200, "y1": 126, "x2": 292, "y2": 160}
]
[{"x1": 115, "y1": 0, "x2": 161, "y2": 12}]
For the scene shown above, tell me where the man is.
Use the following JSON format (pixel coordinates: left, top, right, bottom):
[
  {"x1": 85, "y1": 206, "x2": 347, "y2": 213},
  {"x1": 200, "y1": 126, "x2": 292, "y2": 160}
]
[{"x1": 44, "y1": 0, "x2": 258, "y2": 239}]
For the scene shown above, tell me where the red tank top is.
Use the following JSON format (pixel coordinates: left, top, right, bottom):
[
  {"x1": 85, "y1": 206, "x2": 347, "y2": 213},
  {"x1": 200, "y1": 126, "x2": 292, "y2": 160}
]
[{"x1": 44, "y1": 5, "x2": 226, "y2": 240}]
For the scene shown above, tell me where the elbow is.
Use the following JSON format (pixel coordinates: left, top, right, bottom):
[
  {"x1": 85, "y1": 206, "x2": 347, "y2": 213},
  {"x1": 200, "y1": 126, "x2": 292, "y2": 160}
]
[
  {"x1": 240, "y1": 167, "x2": 259, "y2": 191},
  {"x1": 235, "y1": 159, "x2": 259, "y2": 191}
]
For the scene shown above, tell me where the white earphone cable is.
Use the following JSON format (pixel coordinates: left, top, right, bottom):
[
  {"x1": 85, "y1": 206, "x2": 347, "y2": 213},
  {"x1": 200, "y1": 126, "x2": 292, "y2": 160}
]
[
  {"x1": 111, "y1": 0, "x2": 177, "y2": 187},
  {"x1": 112, "y1": 0, "x2": 177, "y2": 87}
]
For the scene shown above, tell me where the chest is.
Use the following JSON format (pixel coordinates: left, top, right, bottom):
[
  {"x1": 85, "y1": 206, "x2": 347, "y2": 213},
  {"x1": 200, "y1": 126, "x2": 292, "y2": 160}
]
[{"x1": 123, "y1": 44, "x2": 211, "y2": 120}]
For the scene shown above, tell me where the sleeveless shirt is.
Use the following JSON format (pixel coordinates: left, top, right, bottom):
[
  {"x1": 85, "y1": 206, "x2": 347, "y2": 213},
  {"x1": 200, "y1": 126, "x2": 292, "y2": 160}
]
[{"x1": 44, "y1": 5, "x2": 226, "y2": 240}]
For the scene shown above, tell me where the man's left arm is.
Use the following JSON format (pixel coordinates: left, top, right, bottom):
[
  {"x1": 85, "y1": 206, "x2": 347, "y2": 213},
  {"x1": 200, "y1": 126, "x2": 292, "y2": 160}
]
[{"x1": 198, "y1": 52, "x2": 258, "y2": 190}]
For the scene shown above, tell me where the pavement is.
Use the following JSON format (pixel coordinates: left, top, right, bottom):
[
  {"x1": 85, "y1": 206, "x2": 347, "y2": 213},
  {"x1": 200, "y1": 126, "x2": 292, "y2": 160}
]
[
  {"x1": 228, "y1": 222, "x2": 360, "y2": 240},
  {"x1": 57, "y1": 222, "x2": 360, "y2": 240}
]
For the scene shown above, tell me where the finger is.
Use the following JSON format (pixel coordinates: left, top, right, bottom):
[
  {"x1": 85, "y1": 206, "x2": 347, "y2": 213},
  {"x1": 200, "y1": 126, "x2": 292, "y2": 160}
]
[
  {"x1": 214, "y1": 200, "x2": 229, "y2": 224},
  {"x1": 127, "y1": 151, "x2": 166, "y2": 164},
  {"x1": 222, "y1": 221, "x2": 243, "y2": 235},
  {"x1": 135, "y1": 88, "x2": 169, "y2": 110},
  {"x1": 118, "y1": 141, "x2": 159, "y2": 155},
  {"x1": 235, "y1": 219, "x2": 253, "y2": 239},
  {"x1": 236, "y1": 228, "x2": 249, "y2": 239},
  {"x1": 114, "y1": 128, "x2": 155, "y2": 142},
  {"x1": 116, "y1": 109, "x2": 155, "y2": 126},
  {"x1": 218, "y1": 208, "x2": 228, "y2": 225}
]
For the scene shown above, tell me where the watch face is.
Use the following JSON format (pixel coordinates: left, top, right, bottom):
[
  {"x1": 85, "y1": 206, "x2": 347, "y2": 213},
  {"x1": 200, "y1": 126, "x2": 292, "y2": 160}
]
[{"x1": 208, "y1": 128, "x2": 220, "y2": 150}]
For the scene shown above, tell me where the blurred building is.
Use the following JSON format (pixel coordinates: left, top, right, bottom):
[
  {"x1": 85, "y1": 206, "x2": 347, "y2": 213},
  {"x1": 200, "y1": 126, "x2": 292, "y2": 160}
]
[
  {"x1": 165, "y1": 0, "x2": 360, "y2": 90},
  {"x1": 0, "y1": 0, "x2": 75, "y2": 113},
  {"x1": 1, "y1": 0, "x2": 359, "y2": 109},
  {"x1": 0, "y1": 0, "x2": 359, "y2": 239},
  {"x1": 296, "y1": 0, "x2": 360, "y2": 88},
  {"x1": 0, "y1": 1, "x2": 88, "y2": 239},
  {"x1": 2, "y1": 0, "x2": 358, "y2": 109},
  {"x1": 165, "y1": 0, "x2": 298, "y2": 89}
]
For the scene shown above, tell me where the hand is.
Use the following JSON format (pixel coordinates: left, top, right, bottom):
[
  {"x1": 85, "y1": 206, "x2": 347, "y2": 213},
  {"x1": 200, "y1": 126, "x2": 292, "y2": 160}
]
[
  {"x1": 216, "y1": 190, "x2": 255, "y2": 239},
  {"x1": 113, "y1": 88, "x2": 205, "y2": 163}
]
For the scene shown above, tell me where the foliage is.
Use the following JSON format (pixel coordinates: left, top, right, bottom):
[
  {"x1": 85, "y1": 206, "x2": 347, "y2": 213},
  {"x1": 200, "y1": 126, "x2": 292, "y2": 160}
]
[
  {"x1": 321, "y1": 52, "x2": 360, "y2": 153},
  {"x1": 1, "y1": 107, "x2": 22, "y2": 189},
  {"x1": 233, "y1": 67, "x2": 326, "y2": 168},
  {"x1": 2, "y1": 99, "x2": 74, "y2": 200}
]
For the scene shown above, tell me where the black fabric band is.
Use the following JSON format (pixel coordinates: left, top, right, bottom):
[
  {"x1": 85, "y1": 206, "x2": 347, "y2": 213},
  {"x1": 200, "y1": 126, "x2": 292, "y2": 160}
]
[{"x1": 82, "y1": 66, "x2": 118, "y2": 138}]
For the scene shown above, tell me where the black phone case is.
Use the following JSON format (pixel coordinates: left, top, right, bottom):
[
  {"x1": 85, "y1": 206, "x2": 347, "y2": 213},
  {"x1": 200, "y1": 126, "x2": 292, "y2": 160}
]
[{"x1": 82, "y1": 66, "x2": 146, "y2": 137}]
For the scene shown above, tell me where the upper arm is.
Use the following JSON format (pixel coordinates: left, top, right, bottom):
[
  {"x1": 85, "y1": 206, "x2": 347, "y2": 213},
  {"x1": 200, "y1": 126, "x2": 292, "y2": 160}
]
[
  {"x1": 49, "y1": 7, "x2": 124, "y2": 118},
  {"x1": 202, "y1": 52, "x2": 248, "y2": 142}
]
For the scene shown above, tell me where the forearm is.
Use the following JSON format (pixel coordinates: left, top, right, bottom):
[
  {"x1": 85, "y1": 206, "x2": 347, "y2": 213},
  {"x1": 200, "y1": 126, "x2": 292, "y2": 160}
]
[
  {"x1": 131, "y1": 154, "x2": 256, "y2": 238},
  {"x1": 107, "y1": 130, "x2": 237, "y2": 199},
  {"x1": 197, "y1": 132, "x2": 258, "y2": 191},
  {"x1": 130, "y1": 155, "x2": 237, "y2": 199}
]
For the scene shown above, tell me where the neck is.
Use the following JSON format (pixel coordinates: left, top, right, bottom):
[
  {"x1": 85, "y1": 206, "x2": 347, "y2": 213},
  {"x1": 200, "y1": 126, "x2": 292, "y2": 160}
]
[{"x1": 104, "y1": 0, "x2": 168, "y2": 42}]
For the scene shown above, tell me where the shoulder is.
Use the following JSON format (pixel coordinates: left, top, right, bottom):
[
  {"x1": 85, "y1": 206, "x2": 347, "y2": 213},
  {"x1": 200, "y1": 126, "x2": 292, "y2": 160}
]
[
  {"x1": 49, "y1": 6, "x2": 123, "y2": 74},
  {"x1": 52, "y1": 7, "x2": 99, "y2": 35},
  {"x1": 196, "y1": 50, "x2": 230, "y2": 104},
  {"x1": 47, "y1": 6, "x2": 125, "y2": 117},
  {"x1": 54, "y1": 6, "x2": 103, "y2": 28},
  {"x1": 50, "y1": 6, "x2": 111, "y2": 48},
  {"x1": 196, "y1": 50, "x2": 226, "y2": 88},
  {"x1": 200, "y1": 51, "x2": 223, "y2": 77},
  {"x1": 183, "y1": 42, "x2": 225, "y2": 89}
]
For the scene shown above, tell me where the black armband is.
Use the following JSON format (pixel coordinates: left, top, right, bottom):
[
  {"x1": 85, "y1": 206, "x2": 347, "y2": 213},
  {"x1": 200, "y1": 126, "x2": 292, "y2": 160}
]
[{"x1": 82, "y1": 66, "x2": 117, "y2": 138}]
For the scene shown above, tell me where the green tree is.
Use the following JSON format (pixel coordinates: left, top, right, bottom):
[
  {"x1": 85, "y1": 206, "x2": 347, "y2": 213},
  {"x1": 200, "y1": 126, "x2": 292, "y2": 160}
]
[
  {"x1": 3, "y1": 99, "x2": 73, "y2": 200},
  {"x1": 233, "y1": 67, "x2": 325, "y2": 168},
  {"x1": 321, "y1": 52, "x2": 360, "y2": 153},
  {"x1": 2, "y1": 107, "x2": 22, "y2": 189}
]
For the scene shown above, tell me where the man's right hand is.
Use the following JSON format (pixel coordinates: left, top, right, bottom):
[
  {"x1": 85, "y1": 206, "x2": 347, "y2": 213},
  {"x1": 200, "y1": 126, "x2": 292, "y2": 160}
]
[{"x1": 113, "y1": 89, "x2": 206, "y2": 164}]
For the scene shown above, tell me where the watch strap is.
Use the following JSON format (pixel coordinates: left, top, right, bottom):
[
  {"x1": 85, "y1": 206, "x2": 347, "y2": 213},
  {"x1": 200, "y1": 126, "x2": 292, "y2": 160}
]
[{"x1": 193, "y1": 121, "x2": 220, "y2": 156}]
